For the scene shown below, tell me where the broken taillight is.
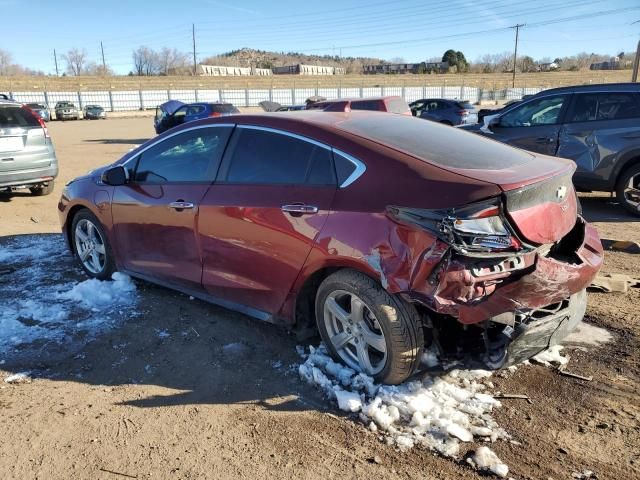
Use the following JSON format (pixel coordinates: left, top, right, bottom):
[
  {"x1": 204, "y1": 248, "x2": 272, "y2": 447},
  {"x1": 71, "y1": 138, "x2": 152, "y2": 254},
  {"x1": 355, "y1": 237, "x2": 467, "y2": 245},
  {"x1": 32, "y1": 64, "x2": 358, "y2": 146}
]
[{"x1": 388, "y1": 199, "x2": 523, "y2": 255}]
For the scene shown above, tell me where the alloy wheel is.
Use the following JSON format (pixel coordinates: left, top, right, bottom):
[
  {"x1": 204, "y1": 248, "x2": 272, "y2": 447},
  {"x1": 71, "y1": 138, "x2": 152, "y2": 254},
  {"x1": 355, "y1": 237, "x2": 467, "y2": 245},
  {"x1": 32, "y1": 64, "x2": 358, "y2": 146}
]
[
  {"x1": 623, "y1": 173, "x2": 640, "y2": 211},
  {"x1": 74, "y1": 218, "x2": 107, "y2": 274},
  {"x1": 323, "y1": 290, "x2": 387, "y2": 375}
]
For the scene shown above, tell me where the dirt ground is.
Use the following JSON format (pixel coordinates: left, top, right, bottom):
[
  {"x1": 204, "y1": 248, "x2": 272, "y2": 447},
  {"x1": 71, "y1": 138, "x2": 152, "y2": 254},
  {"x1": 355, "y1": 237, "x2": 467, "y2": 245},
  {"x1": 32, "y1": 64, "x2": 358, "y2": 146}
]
[{"x1": 0, "y1": 118, "x2": 638, "y2": 480}]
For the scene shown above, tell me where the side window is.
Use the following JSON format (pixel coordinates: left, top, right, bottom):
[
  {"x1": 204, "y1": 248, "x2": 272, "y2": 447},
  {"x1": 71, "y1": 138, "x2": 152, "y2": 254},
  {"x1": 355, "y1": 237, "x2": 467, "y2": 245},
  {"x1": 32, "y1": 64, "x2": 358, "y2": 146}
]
[
  {"x1": 221, "y1": 128, "x2": 335, "y2": 186},
  {"x1": 501, "y1": 95, "x2": 566, "y2": 127},
  {"x1": 134, "y1": 127, "x2": 231, "y2": 184},
  {"x1": 173, "y1": 106, "x2": 188, "y2": 119},
  {"x1": 567, "y1": 93, "x2": 640, "y2": 123},
  {"x1": 187, "y1": 105, "x2": 206, "y2": 115},
  {"x1": 333, "y1": 152, "x2": 357, "y2": 185},
  {"x1": 351, "y1": 100, "x2": 382, "y2": 111}
]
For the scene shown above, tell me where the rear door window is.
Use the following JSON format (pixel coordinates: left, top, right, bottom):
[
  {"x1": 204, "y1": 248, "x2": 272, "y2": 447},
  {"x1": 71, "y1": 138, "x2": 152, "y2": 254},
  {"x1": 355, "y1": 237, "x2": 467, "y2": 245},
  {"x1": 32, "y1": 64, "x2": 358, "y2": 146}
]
[
  {"x1": 567, "y1": 92, "x2": 640, "y2": 122},
  {"x1": 0, "y1": 106, "x2": 41, "y2": 128},
  {"x1": 500, "y1": 95, "x2": 567, "y2": 127},
  {"x1": 133, "y1": 127, "x2": 232, "y2": 184},
  {"x1": 351, "y1": 100, "x2": 383, "y2": 111},
  {"x1": 220, "y1": 127, "x2": 335, "y2": 186}
]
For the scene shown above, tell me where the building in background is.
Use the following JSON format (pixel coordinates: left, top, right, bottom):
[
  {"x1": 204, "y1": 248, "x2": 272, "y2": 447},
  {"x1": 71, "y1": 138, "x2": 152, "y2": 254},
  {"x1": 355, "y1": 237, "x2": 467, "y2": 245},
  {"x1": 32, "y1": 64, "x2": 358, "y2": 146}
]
[
  {"x1": 271, "y1": 64, "x2": 345, "y2": 75},
  {"x1": 537, "y1": 62, "x2": 559, "y2": 72},
  {"x1": 590, "y1": 57, "x2": 632, "y2": 70},
  {"x1": 198, "y1": 65, "x2": 251, "y2": 76},
  {"x1": 363, "y1": 62, "x2": 448, "y2": 74}
]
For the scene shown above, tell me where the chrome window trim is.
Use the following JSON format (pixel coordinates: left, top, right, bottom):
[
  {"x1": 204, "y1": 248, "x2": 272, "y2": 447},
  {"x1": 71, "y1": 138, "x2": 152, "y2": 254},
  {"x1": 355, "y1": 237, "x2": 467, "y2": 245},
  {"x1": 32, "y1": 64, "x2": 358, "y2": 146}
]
[
  {"x1": 236, "y1": 124, "x2": 366, "y2": 188},
  {"x1": 121, "y1": 123, "x2": 235, "y2": 169},
  {"x1": 236, "y1": 124, "x2": 333, "y2": 151},
  {"x1": 332, "y1": 149, "x2": 367, "y2": 188}
]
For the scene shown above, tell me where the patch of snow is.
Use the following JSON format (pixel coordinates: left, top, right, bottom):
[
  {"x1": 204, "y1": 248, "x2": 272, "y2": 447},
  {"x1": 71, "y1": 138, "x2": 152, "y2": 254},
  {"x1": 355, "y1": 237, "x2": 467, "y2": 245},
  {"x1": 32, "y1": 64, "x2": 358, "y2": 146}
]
[
  {"x1": 564, "y1": 322, "x2": 613, "y2": 347},
  {"x1": 533, "y1": 345, "x2": 569, "y2": 367},
  {"x1": 222, "y1": 342, "x2": 249, "y2": 355},
  {"x1": 59, "y1": 272, "x2": 135, "y2": 309},
  {"x1": 155, "y1": 329, "x2": 171, "y2": 339},
  {"x1": 271, "y1": 360, "x2": 283, "y2": 369},
  {"x1": 0, "y1": 234, "x2": 138, "y2": 356},
  {"x1": 299, "y1": 345, "x2": 507, "y2": 458},
  {"x1": 4, "y1": 372, "x2": 32, "y2": 384},
  {"x1": 468, "y1": 446, "x2": 509, "y2": 478},
  {"x1": 421, "y1": 344, "x2": 440, "y2": 368}
]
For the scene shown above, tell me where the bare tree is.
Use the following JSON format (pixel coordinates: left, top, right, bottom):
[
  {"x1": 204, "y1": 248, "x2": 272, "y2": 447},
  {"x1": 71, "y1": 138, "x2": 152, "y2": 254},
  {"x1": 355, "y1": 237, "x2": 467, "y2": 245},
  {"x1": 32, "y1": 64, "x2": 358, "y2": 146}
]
[
  {"x1": 63, "y1": 48, "x2": 88, "y2": 76},
  {"x1": 132, "y1": 46, "x2": 160, "y2": 76},
  {"x1": 157, "y1": 47, "x2": 189, "y2": 75},
  {"x1": 0, "y1": 48, "x2": 13, "y2": 75}
]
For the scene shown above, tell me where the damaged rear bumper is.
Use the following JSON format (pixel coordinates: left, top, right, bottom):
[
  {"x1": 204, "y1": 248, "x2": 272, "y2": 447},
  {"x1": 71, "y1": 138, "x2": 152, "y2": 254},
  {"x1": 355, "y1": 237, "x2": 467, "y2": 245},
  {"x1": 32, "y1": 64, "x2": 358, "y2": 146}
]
[
  {"x1": 503, "y1": 289, "x2": 586, "y2": 365},
  {"x1": 407, "y1": 217, "x2": 602, "y2": 362}
]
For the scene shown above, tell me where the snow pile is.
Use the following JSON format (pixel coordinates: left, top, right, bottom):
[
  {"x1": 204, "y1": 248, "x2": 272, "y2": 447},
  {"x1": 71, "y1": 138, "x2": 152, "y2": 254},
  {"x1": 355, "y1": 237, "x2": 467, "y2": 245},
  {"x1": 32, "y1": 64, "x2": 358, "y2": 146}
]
[
  {"x1": 0, "y1": 235, "x2": 137, "y2": 355},
  {"x1": 298, "y1": 345, "x2": 507, "y2": 457},
  {"x1": 468, "y1": 446, "x2": 509, "y2": 478},
  {"x1": 533, "y1": 345, "x2": 569, "y2": 367},
  {"x1": 58, "y1": 272, "x2": 135, "y2": 309},
  {"x1": 4, "y1": 372, "x2": 32, "y2": 384}
]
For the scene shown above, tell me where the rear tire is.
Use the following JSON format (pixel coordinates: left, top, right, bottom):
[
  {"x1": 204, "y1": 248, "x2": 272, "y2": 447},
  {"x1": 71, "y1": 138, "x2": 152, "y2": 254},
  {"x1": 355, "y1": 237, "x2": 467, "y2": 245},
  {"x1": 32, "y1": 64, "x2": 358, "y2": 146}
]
[
  {"x1": 315, "y1": 269, "x2": 424, "y2": 385},
  {"x1": 71, "y1": 209, "x2": 117, "y2": 280},
  {"x1": 616, "y1": 163, "x2": 640, "y2": 216},
  {"x1": 29, "y1": 181, "x2": 55, "y2": 196}
]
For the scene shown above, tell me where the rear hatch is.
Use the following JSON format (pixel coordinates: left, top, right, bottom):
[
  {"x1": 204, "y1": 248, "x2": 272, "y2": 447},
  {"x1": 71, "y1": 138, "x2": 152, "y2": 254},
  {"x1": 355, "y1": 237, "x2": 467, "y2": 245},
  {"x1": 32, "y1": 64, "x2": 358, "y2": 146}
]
[{"x1": 0, "y1": 104, "x2": 51, "y2": 173}]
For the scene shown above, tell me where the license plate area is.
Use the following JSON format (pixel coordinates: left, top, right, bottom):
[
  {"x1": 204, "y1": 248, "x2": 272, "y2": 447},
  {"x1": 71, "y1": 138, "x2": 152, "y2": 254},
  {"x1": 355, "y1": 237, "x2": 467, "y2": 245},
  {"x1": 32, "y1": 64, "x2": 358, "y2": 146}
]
[{"x1": 0, "y1": 136, "x2": 24, "y2": 153}]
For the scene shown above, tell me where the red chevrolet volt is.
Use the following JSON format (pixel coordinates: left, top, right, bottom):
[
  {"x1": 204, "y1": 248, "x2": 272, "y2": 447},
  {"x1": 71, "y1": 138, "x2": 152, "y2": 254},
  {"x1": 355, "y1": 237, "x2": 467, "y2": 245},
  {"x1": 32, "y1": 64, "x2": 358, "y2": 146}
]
[{"x1": 58, "y1": 111, "x2": 602, "y2": 384}]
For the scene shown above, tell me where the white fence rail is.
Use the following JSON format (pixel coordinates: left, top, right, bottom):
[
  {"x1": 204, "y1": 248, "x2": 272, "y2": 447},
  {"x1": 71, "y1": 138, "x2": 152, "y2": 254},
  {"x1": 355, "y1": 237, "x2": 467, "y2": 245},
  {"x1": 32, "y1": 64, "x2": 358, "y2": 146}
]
[{"x1": 8, "y1": 86, "x2": 546, "y2": 112}]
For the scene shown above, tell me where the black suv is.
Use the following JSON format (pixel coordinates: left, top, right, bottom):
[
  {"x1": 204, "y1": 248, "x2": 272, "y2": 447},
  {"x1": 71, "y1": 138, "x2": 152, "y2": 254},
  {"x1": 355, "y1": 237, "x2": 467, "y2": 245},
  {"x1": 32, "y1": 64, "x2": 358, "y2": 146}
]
[{"x1": 461, "y1": 83, "x2": 640, "y2": 215}]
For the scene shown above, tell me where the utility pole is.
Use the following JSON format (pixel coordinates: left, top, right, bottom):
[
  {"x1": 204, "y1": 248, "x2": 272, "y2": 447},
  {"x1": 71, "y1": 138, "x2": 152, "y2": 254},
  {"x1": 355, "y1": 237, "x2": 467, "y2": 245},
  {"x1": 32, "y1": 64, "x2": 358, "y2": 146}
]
[
  {"x1": 511, "y1": 23, "x2": 525, "y2": 88},
  {"x1": 632, "y1": 20, "x2": 640, "y2": 82},
  {"x1": 192, "y1": 23, "x2": 197, "y2": 76},
  {"x1": 100, "y1": 41, "x2": 106, "y2": 73},
  {"x1": 53, "y1": 49, "x2": 59, "y2": 76}
]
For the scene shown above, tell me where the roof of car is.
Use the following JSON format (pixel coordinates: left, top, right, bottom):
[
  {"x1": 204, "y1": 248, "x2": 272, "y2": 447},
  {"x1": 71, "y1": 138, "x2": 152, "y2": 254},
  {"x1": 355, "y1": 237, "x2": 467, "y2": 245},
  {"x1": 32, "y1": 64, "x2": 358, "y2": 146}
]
[
  {"x1": 315, "y1": 96, "x2": 401, "y2": 104},
  {"x1": 534, "y1": 82, "x2": 640, "y2": 95}
]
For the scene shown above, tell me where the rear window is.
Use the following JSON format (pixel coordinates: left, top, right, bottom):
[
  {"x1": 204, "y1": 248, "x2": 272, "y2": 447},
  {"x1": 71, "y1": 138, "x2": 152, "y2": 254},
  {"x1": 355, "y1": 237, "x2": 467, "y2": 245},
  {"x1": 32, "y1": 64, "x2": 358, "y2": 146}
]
[
  {"x1": 211, "y1": 104, "x2": 240, "y2": 114},
  {"x1": 386, "y1": 98, "x2": 411, "y2": 114},
  {"x1": 351, "y1": 100, "x2": 383, "y2": 111},
  {"x1": 0, "y1": 106, "x2": 41, "y2": 128},
  {"x1": 338, "y1": 115, "x2": 532, "y2": 170}
]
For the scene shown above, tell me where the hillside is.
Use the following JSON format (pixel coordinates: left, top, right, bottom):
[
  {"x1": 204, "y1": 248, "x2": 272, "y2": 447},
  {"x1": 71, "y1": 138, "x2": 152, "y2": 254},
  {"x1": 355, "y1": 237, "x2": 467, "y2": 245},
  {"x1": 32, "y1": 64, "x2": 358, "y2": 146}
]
[{"x1": 200, "y1": 48, "x2": 383, "y2": 73}]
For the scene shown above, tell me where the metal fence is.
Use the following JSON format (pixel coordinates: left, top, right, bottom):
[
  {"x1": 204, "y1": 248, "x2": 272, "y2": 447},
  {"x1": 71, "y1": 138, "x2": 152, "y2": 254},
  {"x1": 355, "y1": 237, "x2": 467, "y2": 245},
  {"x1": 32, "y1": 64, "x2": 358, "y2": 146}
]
[{"x1": 7, "y1": 85, "x2": 546, "y2": 112}]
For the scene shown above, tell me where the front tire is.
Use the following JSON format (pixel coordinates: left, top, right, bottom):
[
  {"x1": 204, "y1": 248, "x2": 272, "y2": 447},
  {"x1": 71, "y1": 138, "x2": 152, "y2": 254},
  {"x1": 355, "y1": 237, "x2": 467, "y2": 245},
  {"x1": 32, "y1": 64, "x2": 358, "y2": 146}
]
[
  {"x1": 315, "y1": 269, "x2": 424, "y2": 385},
  {"x1": 71, "y1": 210, "x2": 116, "y2": 280},
  {"x1": 616, "y1": 164, "x2": 640, "y2": 216}
]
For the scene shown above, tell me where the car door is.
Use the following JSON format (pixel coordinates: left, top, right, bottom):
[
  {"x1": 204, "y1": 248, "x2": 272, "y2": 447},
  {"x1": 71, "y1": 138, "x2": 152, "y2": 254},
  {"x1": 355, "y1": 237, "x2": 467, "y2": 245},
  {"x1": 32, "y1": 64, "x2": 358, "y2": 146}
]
[
  {"x1": 489, "y1": 94, "x2": 570, "y2": 156},
  {"x1": 198, "y1": 125, "x2": 337, "y2": 317},
  {"x1": 111, "y1": 125, "x2": 233, "y2": 290},
  {"x1": 557, "y1": 91, "x2": 640, "y2": 187}
]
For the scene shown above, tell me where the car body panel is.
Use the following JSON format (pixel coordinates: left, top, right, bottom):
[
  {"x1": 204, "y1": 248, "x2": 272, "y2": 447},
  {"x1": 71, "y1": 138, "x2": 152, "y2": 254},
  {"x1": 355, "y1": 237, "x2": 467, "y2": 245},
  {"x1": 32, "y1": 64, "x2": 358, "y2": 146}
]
[
  {"x1": 0, "y1": 101, "x2": 58, "y2": 188},
  {"x1": 461, "y1": 84, "x2": 640, "y2": 191},
  {"x1": 59, "y1": 112, "x2": 602, "y2": 349}
]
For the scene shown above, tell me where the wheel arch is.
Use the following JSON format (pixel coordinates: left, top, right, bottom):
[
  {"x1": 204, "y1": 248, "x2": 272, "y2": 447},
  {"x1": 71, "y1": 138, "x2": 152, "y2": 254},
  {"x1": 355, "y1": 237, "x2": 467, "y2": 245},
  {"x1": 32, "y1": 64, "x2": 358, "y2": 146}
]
[{"x1": 611, "y1": 150, "x2": 640, "y2": 189}]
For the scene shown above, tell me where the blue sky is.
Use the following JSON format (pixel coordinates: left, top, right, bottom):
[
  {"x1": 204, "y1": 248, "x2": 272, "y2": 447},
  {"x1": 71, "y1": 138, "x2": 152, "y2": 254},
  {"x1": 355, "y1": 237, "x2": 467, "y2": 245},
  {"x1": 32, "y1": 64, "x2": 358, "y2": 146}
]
[{"x1": 3, "y1": 0, "x2": 640, "y2": 74}]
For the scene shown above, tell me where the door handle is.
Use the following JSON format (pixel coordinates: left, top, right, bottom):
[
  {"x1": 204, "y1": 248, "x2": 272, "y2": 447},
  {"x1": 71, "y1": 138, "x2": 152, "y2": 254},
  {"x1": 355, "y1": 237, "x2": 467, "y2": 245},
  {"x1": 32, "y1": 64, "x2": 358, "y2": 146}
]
[
  {"x1": 169, "y1": 201, "x2": 195, "y2": 210},
  {"x1": 535, "y1": 137, "x2": 555, "y2": 144},
  {"x1": 281, "y1": 204, "x2": 319, "y2": 215}
]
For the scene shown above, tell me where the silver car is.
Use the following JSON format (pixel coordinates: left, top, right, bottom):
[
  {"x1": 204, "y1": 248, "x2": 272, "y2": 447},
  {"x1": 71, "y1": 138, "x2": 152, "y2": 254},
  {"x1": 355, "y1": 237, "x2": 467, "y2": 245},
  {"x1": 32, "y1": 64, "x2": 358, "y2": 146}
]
[
  {"x1": 0, "y1": 100, "x2": 58, "y2": 195},
  {"x1": 54, "y1": 101, "x2": 79, "y2": 121}
]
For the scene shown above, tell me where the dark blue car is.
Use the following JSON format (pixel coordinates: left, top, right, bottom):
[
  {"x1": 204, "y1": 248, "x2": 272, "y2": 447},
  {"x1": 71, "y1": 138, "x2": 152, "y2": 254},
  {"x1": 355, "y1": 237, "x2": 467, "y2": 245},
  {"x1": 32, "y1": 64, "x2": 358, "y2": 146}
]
[
  {"x1": 409, "y1": 99, "x2": 478, "y2": 126},
  {"x1": 154, "y1": 100, "x2": 239, "y2": 134}
]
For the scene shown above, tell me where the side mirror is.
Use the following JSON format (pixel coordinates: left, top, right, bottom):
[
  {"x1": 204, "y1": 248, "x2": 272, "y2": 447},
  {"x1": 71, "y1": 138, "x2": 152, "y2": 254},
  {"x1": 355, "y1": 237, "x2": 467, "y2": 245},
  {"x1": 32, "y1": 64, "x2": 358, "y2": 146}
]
[{"x1": 101, "y1": 165, "x2": 127, "y2": 186}]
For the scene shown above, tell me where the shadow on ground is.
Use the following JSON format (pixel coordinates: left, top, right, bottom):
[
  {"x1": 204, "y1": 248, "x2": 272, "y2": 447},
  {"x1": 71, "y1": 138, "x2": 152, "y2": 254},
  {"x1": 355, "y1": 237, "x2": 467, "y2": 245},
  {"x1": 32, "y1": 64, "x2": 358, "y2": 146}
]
[
  {"x1": 579, "y1": 193, "x2": 638, "y2": 224},
  {"x1": 0, "y1": 233, "x2": 323, "y2": 414}
]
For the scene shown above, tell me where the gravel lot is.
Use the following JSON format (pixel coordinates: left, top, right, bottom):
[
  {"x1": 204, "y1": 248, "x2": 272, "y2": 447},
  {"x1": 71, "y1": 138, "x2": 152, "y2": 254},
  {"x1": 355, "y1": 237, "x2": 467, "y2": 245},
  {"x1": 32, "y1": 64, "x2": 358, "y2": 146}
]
[{"x1": 0, "y1": 118, "x2": 638, "y2": 479}]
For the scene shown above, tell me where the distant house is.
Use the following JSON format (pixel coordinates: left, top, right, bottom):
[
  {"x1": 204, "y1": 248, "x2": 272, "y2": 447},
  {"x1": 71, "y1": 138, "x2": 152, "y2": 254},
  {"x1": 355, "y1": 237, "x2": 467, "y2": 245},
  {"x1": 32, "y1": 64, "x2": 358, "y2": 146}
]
[
  {"x1": 271, "y1": 64, "x2": 344, "y2": 75},
  {"x1": 362, "y1": 62, "x2": 448, "y2": 74},
  {"x1": 198, "y1": 65, "x2": 252, "y2": 76},
  {"x1": 590, "y1": 57, "x2": 632, "y2": 70},
  {"x1": 537, "y1": 62, "x2": 559, "y2": 72}
]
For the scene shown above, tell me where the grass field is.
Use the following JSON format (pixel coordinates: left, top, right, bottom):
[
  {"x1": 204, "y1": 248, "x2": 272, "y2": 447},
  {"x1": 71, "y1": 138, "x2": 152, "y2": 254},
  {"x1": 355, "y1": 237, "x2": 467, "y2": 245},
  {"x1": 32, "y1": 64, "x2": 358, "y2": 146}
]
[{"x1": 0, "y1": 69, "x2": 633, "y2": 92}]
